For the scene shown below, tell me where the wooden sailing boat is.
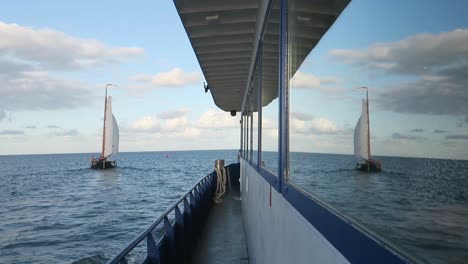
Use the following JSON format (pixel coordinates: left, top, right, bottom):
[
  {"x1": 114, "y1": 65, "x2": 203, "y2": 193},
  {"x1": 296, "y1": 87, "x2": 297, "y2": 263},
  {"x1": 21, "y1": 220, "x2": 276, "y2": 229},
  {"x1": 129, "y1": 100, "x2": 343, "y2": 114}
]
[
  {"x1": 91, "y1": 85, "x2": 119, "y2": 169},
  {"x1": 354, "y1": 87, "x2": 381, "y2": 172}
]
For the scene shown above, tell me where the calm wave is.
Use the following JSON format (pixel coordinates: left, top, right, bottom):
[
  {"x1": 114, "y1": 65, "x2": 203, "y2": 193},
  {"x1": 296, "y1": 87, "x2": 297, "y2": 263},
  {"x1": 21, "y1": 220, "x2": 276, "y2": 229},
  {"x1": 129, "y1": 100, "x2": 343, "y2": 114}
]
[
  {"x1": 0, "y1": 150, "x2": 238, "y2": 263},
  {"x1": 1, "y1": 151, "x2": 467, "y2": 263},
  {"x1": 290, "y1": 153, "x2": 468, "y2": 264}
]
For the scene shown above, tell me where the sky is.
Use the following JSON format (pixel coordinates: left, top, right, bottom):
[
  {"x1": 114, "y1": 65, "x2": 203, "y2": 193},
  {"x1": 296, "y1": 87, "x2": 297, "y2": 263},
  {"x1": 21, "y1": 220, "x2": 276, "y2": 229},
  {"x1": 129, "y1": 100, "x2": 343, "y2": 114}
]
[
  {"x1": 0, "y1": 0, "x2": 467, "y2": 159},
  {"x1": 287, "y1": 0, "x2": 468, "y2": 160}
]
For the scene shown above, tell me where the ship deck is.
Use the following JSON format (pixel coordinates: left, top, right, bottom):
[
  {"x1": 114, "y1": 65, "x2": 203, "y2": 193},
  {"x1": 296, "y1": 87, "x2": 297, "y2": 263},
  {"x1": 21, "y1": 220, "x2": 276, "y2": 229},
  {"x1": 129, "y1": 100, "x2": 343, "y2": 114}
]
[{"x1": 191, "y1": 187, "x2": 249, "y2": 264}]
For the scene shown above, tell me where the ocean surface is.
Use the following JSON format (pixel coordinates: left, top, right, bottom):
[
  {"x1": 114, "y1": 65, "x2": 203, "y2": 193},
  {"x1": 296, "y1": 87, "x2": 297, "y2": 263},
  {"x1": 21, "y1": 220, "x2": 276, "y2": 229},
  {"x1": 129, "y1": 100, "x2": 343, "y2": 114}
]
[{"x1": 1, "y1": 150, "x2": 467, "y2": 264}]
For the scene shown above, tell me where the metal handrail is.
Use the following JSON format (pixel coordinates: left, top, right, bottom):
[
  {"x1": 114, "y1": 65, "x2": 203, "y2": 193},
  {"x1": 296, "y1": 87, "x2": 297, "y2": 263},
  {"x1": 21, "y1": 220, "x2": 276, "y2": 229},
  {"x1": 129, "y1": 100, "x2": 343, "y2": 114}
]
[{"x1": 106, "y1": 171, "x2": 214, "y2": 264}]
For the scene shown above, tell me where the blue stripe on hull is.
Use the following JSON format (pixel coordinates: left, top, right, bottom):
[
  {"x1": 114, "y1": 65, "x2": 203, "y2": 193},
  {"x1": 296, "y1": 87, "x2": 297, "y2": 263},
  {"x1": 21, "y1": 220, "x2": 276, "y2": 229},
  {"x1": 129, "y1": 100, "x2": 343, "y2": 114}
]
[
  {"x1": 242, "y1": 158, "x2": 413, "y2": 264},
  {"x1": 283, "y1": 182, "x2": 410, "y2": 264}
]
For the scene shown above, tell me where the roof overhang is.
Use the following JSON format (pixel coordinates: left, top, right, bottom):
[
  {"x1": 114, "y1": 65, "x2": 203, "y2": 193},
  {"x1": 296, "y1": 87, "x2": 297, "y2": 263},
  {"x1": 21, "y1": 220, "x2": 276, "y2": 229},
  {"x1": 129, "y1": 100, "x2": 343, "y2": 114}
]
[{"x1": 173, "y1": 0, "x2": 350, "y2": 112}]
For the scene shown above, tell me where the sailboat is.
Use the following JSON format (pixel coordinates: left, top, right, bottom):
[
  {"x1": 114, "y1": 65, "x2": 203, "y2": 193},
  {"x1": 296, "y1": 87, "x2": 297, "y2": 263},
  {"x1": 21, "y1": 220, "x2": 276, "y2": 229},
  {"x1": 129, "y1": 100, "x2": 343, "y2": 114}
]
[
  {"x1": 354, "y1": 87, "x2": 381, "y2": 172},
  {"x1": 91, "y1": 85, "x2": 119, "y2": 169}
]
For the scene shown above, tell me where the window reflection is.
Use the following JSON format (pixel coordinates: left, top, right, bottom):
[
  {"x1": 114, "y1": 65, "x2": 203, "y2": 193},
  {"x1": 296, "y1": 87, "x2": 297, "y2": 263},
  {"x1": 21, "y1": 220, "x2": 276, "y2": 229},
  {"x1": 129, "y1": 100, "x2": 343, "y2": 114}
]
[
  {"x1": 287, "y1": 0, "x2": 468, "y2": 262},
  {"x1": 260, "y1": 0, "x2": 280, "y2": 175},
  {"x1": 244, "y1": 112, "x2": 249, "y2": 158},
  {"x1": 250, "y1": 67, "x2": 259, "y2": 164},
  {"x1": 242, "y1": 114, "x2": 247, "y2": 158}
]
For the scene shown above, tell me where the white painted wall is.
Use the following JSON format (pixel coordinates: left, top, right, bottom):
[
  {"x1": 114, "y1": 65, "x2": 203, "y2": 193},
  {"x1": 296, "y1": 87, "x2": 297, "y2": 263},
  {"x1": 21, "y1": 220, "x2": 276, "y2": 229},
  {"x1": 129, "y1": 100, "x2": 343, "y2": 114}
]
[{"x1": 240, "y1": 160, "x2": 350, "y2": 264}]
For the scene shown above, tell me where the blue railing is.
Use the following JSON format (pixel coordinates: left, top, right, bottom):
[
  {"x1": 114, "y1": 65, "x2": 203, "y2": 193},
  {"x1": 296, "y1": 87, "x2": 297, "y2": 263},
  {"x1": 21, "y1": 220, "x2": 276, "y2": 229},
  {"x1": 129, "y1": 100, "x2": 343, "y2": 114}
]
[{"x1": 106, "y1": 170, "x2": 218, "y2": 264}]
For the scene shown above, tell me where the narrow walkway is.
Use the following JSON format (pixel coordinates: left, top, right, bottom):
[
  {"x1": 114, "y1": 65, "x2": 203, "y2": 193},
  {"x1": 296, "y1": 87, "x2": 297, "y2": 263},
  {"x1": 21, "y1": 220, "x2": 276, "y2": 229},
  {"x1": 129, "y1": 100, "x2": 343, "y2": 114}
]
[{"x1": 191, "y1": 188, "x2": 249, "y2": 264}]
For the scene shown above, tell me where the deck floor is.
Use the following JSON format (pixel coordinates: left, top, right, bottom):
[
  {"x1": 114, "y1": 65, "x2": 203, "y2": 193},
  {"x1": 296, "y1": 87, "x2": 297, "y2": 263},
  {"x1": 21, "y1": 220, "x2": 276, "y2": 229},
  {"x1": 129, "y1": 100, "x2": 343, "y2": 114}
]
[{"x1": 191, "y1": 188, "x2": 249, "y2": 264}]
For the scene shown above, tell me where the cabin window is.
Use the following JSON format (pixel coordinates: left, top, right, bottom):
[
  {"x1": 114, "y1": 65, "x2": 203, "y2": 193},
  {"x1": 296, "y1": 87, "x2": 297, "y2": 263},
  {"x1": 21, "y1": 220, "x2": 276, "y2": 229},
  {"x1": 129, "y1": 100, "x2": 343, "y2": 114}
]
[
  {"x1": 240, "y1": 115, "x2": 242, "y2": 157},
  {"x1": 287, "y1": 0, "x2": 339, "y2": 184},
  {"x1": 242, "y1": 58, "x2": 261, "y2": 165},
  {"x1": 250, "y1": 68, "x2": 259, "y2": 165},
  {"x1": 241, "y1": 114, "x2": 246, "y2": 158},
  {"x1": 244, "y1": 112, "x2": 249, "y2": 158},
  {"x1": 249, "y1": 109, "x2": 254, "y2": 162},
  {"x1": 284, "y1": 0, "x2": 468, "y2": 262},
  {"x1": 244, "y1": 99, "x2": 252, "y2": 161},
  {"x1": 239, "y1": 115, "x2": 243, "y2": 157},
  {"x1": 260, "y1": 1, "x2": 280, "y2": 175}
]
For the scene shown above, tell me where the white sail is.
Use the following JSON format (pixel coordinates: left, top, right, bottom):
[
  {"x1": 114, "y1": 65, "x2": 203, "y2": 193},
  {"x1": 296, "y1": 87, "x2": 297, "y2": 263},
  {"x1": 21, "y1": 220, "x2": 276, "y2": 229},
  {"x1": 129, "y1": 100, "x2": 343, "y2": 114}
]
[
  {"x1": 103, "y1": 96, "x2": 119, "y2": 158},
  {"x1": 354, "y1": 99, "x2": 369, "y2": 163},
  {"x1": 112, "y1": 114, "x2": 119, "y2": 155}
]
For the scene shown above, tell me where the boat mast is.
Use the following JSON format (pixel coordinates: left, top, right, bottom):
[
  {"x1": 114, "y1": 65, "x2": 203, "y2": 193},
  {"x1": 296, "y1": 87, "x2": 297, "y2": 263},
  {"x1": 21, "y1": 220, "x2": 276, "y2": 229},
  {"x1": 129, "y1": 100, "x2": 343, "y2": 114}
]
[
  {"x1": 364, "y1": 87, "x2": 371, "y2": 161},
  {"x1": 101, "y1": 85, "x2": 108, "y2": 159}
]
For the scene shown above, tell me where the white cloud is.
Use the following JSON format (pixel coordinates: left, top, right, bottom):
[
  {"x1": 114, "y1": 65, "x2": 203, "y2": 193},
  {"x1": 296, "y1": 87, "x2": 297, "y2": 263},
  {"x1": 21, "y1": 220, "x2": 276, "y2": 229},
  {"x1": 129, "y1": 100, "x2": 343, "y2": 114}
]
[
  {"x1": 161, "y1": 116, "x2": 188, "y2": 132},
  {"x1": 129, "y1": 116, "x2": 160, "y2": 132},
  {"x1": 158, "y1": 108, "x2": 190, "y2": 120},
  {"x1": 434, "y1": 129, "x2": 449, "y2": 134},
  {"x1": 130, "y1": 68, "x2": 201, "y2": 89},
  {"x1": 55, "y1": 129, "x2": 80, "y2": 137},
  {"x1": 0, "y1": 21, "x2": 144, "y2": 71},
  {"x1": 392, "y1": 133, "x2": 426, "y2": 142},
  {"x1": 290, "y1": 118, "x2": 308, "y2": 133},
  {"x1": 330, "y1": 29, "x2": 468, "y2": 75},
  {"x1": 330, "y1": 29, "x2": 468, "y2": 122},
  {"x1": 197, "y1": 109, "x2": 239, "y2": 129},
  {"x1": 0, "y1": 109, "x2": 5, "y2": 121},
  {"x1": 376, "y1": 74, "x2": 468, "y2": 122},
  {"x1": 126, "y1": 109, "x2": 239, "y2": 143},
  {"x1": 0, "y1": 21, "x2": 144, "y2": 114},
  {"x1": 290, "y1": 112, "x2": 351, "y2": 136},
  {"x1": 261, "y1": 117, "x2": 277, "y2": 130},
  {"x1": 446, "y1": 134, "x2": 468, "y2": 140},
  {"x1": 0, "y1": 72, "x2": 95, "y2": 112},
  {"x1": 127, "y1": 108, "x2": 196, "y2": 136},
  {"x1": 263, "y1": 128, "x2": 278, "y2": 139},
  {"x1": 181, "y1": 127, "x2": 201, "y2": 138},
  {"x1": 290, "y1": 71, "x2": 337, "y2": 88},
  {"x1": 291, "y1": 71, "x2": 321, "y2": 88},
  {"x1": 291, "y1": 112, "x2": 313, "y2": 133},
  {"x1": 310, "y1": 118, "x2": 340, "y2": 135},
  {"x1": 0, "y1": 130, "x2": 24, "y2": 135},
  {"x1": 291, "y1": 112, "x2": 314, "y2": 121},
  {"x1": 290, "y1": 71, "x2": 344, "y2": 96}
]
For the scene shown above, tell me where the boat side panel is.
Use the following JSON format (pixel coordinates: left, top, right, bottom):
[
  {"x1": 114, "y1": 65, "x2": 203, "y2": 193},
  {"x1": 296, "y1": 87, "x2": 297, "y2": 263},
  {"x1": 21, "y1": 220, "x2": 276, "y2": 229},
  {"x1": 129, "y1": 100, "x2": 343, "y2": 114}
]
[{"x1": 240, "y1": 159, "x2": 350, "y2": 264}]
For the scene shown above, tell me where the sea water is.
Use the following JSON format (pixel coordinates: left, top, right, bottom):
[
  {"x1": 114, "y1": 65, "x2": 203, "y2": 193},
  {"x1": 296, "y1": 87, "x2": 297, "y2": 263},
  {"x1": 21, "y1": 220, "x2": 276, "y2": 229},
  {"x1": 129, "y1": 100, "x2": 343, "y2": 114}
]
[
  {"x1": 0, "y1": 150, "x2": 467, "y2": 263},
  {"x1": 289, "y1": 153, "x2": 468, "y2": 264}
]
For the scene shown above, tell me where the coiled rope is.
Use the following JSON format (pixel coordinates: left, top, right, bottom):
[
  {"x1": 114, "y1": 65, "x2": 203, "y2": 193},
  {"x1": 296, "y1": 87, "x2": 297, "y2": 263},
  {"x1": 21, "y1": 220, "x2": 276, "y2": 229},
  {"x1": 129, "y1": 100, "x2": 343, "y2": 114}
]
[{"x1": 214, "y1": 166, "x2": 227, "y2": 203}]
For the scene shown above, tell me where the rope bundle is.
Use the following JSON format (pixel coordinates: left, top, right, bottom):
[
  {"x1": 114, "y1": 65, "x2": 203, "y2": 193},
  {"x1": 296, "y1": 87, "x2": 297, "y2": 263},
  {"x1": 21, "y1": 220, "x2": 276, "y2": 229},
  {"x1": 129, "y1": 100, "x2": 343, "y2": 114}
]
[{"x1": 214, "y1": 166, "x2": 227, "y2": 203}]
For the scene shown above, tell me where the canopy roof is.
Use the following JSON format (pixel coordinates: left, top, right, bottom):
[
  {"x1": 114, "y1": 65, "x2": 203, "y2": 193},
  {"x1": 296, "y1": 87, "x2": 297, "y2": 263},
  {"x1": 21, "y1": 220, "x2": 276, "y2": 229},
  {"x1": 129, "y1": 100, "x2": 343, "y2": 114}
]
[{"x1": 174, "y1": 0, "x2": 350, "y2": 112}]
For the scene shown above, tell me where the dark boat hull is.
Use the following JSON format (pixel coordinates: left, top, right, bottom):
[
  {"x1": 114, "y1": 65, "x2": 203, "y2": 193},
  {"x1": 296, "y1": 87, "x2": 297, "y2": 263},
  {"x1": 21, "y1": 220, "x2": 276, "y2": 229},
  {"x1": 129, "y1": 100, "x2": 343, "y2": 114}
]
[
  {"x1": 356, "y1": 161, "x2": 381, "y2": 172},
  {"x1": 91, "y1": 160, "x2": 116, "y2": 169}
]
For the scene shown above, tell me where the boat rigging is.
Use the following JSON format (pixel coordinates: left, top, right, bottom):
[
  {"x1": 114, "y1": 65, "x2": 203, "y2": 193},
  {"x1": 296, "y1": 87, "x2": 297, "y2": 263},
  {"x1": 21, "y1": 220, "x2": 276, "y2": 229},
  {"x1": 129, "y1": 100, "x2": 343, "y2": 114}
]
[
  {"x1": 91, "y1": 84, "x2": 119, "y2": 169},
  {"x1": 354, "y1": 86, "x2": 382, "y2": 172}
]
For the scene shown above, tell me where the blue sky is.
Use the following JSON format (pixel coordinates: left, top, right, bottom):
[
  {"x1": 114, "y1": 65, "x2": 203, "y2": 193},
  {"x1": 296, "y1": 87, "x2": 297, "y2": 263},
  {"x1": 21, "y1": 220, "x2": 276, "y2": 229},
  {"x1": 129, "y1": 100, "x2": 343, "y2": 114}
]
[
  {"x1": 0, "y1": 0, "x2": 467, "y2": 159},
  {"x1": 287, "y1": 0, "x2": 468, "y2": 159}
]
